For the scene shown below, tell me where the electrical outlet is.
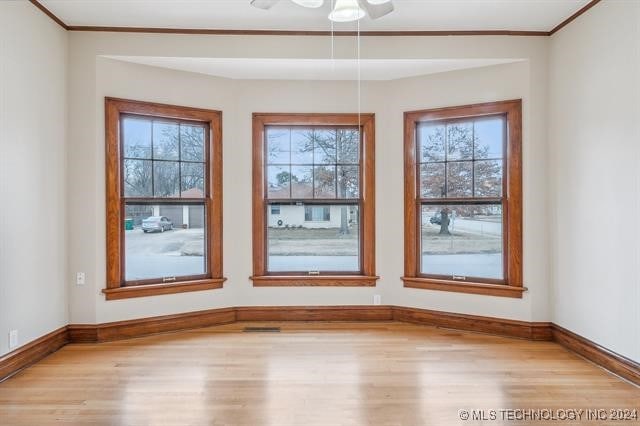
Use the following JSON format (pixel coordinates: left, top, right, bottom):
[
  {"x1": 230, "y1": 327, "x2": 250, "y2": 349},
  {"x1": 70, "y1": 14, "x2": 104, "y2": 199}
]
[
  {"x1": 373, "y1": 294, "x2": 382, "y2": 305},
  {"x1": 76, "y1": 272, "x2": 85, "y2": 286},
  {"x1": 9, "y1": 330, "x2": 18, "y2": 349}
]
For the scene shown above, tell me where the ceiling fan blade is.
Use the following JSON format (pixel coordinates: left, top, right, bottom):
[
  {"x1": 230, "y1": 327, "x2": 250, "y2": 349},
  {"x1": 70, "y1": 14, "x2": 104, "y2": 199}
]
[
  {"x1": 250, "y1": 0, "x2": 281, "y2": 10},
  {"x1": 358, "y1": 0, "x2": 394, "y2": 20}
]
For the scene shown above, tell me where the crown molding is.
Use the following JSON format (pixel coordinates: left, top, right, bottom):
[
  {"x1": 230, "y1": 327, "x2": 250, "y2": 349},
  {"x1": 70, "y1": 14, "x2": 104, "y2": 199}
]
[
  {"x1": 29, "y1": 0, "x2": 602, "y2": 37},
  {"x1": 28, "y1": 0, "x2": 68, "y2": 30},
  {"x1": 65, "y1": 26, "x2": 550, "y2": 36},
  {"x1": 549, "y1": 0, "x2": 601, "y2": 35}
]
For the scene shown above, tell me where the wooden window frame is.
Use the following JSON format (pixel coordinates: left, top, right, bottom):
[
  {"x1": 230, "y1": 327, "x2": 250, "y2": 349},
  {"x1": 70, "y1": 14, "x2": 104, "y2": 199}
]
[
  {"x1": 103, "y1": 98, "x2": 225, "y2": 300},
  {"x1": 251, "y1": 113, "x2": 378, "y2": 287},
  {"x1": 402, "y1": 100, "x2": 524, "y2": 298}
]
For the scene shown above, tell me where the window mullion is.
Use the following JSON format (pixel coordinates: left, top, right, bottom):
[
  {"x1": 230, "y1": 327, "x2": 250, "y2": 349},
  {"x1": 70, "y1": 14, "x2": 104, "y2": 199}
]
[
  {"x1": 419, "y1": 197, "x2": 503, "y2": 205},
  {"x1": 471, "y1": 121, "x2": 476, "y2": 198},
  {"x1": 178, "y1": 123, "x2": 182, "y2": 198},
  {"x1": 150, "y1": 119, "x2": 155, "y2": 197},
  {"x1": 311, "y1": 128, "x2": 316, "y2": 200}
]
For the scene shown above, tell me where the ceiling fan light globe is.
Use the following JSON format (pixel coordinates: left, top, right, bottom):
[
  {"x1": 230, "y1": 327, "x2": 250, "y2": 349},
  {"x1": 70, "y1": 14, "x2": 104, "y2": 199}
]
[
  {"x1": 291, "y1": 0, "x2": 324, "y2": 7},
  {"x1": 366, "y1": 0, "x2": 391, "y2": 4},
  {"x1": 328, "y1": 0, "x2": 366, "y2": 22}
]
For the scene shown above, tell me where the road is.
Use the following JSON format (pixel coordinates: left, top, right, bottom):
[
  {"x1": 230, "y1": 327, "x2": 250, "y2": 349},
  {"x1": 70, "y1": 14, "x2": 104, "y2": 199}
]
[
  {"x1": 268, "y1": 256, "x2": 359, "y2": 272},
  {"x1": 123, "y1": 227, "x2": 501, "y2": 280},
  {"x1": 421, "y1": 253, "x2": 502, "y2": 279},
  {"x1": 126, "y1": 252, "x2": 500, "y2": 279},
  {"x1": 269, "y1": 252, "x2": 501, "y2": 279}
]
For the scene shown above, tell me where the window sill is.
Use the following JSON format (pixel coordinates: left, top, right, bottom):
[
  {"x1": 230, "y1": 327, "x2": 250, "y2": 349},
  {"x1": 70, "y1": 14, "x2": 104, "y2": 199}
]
[
  {"x1": 402, "y1": 277, "x2": 526, "y2": 298},
  {"x1": 102, "y1": 278, "x2": 227, "y2": 300},
  {"x1": 251, "y1": 275, "x2": 379, "y2": 287}
]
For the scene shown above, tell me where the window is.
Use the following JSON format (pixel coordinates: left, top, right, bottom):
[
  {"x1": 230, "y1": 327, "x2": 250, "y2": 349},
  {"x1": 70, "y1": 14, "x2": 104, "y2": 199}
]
[
  {"x1": 403, "y1": 100, "x2": 523, "y2": 298},
  {"x1": 252, "y1": 113, "x2": 377, "y2": 286},
  {"x1": 305, "y1": 206, "x2": 330, "y2": 222},
  {"x1": 104, "y1": 98, "x2": 224, "y2": 300}
]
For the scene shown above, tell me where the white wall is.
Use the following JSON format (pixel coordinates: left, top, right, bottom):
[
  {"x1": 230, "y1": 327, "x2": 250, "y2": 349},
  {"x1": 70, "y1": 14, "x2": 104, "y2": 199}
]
[
  {"x1": 66, "y1": 31, "x2": 550, "y2": 324},
  {"x1": 549, "y1": 0, "x2": 640, "y2": 362},
  {"x1": 4, "y1": 0, "x2": 637, "y2": 367},
  {"x1": 0, "y1": 2, "x2": 68, "y2": 356}
]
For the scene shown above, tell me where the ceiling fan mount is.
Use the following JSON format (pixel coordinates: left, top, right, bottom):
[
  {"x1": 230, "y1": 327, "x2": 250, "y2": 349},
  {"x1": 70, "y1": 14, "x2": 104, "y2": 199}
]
[{"x1": 250, "y1": 0, "x2": 395, "y2": 22}]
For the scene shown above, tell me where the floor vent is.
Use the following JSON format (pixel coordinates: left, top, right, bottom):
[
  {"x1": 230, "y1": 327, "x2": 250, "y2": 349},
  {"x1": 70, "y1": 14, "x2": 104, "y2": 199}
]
[{"x1": 243, "y1": 327, "x2": 281, "y2": 333}]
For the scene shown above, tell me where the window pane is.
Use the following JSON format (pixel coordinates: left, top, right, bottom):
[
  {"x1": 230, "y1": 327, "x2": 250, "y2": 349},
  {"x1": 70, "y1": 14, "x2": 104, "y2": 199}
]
[
  {"x1": 304, "y1": 205, "x2": 331, "y2": 221},
  {"x1": 291, "y1": 165, "x2": 313, "y2": 198},
  {"x1": 474, "y1": 117, "x2": 504, "y2": 159},
  {"x1": 475, "y1": 160, "x2": 503, "y2": 197},
  {"x1": 314, "y1": 165, "x2": 336, "y2": 198},
  {"x1": 181, "y1": 162, "x2": 204, "y2": 197},
  {"x1": 421, "y1": 204, "x2": 503, "y2": 280},
  {"x1": 336, "y1": 128, "x2": 359, "y2": 164},
  {"x1": 153, "y1": 161, "x2": 180, "y2": 197},
  {"x1": 267, "y1": 165, "x2": 291, "y2": 198},
  {"x1": 337, "y1": 165, "x2": 359, "y2": 198},
  {"x1": 420, "y1": 163, "x2": 445, "y2": 198},
  {"x1": 418, "y1": 123, "x2": 445, "y2": 162},
  {"x1": 291, "y1": 129, "x2": 314, "y2": 164},
  {"x1": 180, "y1": 124, "x2": 205, "y2": 162},
  {"x1": 314, "y1": 129, "x2": 337, "y2": 164},
  {"x1": 447, "y1": 161, "x2": 473, "y2": 197},
  {"x1": 447, "y1": 122, "x2": 474, "y2": 160},
  {"x1": 124, "y1": 159, "x2": 152, "y2": 197},
  {"x1": 266, "y1": 127, "x2": 290, "y2": 164},
  {"x1": 123, "y1": 117, "x2": 152, "y2": 159},
  {"x1": 267, "y1": 204, "x2": 359, "y2": 272},
  {"x1": 124, "y1": 203, "x2": 206, "y2": 281},
  {"x1": 153, "y1": 122, "x2": 180, "y2": 160}
]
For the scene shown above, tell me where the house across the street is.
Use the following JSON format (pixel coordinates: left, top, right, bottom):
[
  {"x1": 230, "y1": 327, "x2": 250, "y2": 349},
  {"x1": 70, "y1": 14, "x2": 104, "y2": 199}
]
[{"x1": 268, "y1": 204, "x2": 358, "y2": 229}]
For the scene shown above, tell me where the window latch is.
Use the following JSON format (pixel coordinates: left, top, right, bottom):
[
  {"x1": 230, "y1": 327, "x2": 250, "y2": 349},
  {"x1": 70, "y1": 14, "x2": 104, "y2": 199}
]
[
  {"x1": 163, "y1": 276, "x2": 177, "y2": 282},
  {"x1": 452, "y1": 275, "x2": 466, "y2": 281},
  {"x1": 308, "y1": 271, "x2": 320, "y2": 276}
]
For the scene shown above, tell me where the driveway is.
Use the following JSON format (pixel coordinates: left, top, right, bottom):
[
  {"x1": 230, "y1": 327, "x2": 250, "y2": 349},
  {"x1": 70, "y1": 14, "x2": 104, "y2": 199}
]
[{"x1": 125, "y1": 228, "x2": 205, "y2": 280}]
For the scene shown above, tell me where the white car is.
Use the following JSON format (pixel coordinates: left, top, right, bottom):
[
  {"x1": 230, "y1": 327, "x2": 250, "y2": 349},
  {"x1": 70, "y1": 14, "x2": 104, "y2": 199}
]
[{"x1": 142, "y1": 216, "x2": 174, "y2": 233}]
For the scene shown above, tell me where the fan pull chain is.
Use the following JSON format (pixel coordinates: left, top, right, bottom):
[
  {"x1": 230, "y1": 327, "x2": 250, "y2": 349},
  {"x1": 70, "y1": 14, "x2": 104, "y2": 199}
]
[
  {"x1": 331, "y1": 0, "x2": 335, "y2": 67},
  {"x1": 357, "y1": 17, "x2": 361, "y2": 133}
]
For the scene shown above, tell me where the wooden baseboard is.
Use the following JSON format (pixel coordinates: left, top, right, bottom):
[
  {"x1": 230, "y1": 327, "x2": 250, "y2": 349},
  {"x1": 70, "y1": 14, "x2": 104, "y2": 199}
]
[
  {"x1": 66, "y1": 324, "x2": 98, "y2": 343},
  {"x1": 236, "y1": 305, "x2": 393, "y2": 322},
  {"x1": 551, "y1": 324, "x2": 640, "y2": 386},
  {"x1": 393, "y1": 306, "x2": 553, "y2": 341},
  {"x1": 2, "y1": 306, "x2": 638, "y2": 387},
  {"x1": 69, "y1": 307, "x2": 236, "y2": 343},
  {"x1": 0, "y1": 326, "x2": 68, "y2": 383}
]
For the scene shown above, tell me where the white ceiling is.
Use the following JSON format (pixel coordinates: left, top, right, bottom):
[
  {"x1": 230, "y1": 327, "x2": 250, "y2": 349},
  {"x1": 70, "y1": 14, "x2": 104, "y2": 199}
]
[
  {"x1": 104, "y1": 56, "x2": 522, "y2": 80},
  {"x1": 41, "y1": 0, "x2": 590, "y2": 32}
]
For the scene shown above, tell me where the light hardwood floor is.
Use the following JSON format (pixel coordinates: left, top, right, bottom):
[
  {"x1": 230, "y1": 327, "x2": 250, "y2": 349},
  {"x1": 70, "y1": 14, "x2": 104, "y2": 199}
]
[{"x1": 0, "y1": 322, "x2": 638, "y2": 425}]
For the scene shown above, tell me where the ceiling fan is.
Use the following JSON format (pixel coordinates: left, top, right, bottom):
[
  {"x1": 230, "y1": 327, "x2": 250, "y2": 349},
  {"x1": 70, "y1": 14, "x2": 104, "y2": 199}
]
[{"x1": 250, "y1": 0, "x2": 395, "y2": 22}]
